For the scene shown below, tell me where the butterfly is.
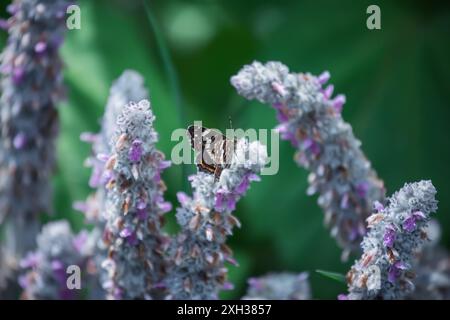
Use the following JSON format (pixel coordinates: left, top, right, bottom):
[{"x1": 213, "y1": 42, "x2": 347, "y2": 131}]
[{"x1": 187, "y1": 125, "x2": 236, "y2": 181}]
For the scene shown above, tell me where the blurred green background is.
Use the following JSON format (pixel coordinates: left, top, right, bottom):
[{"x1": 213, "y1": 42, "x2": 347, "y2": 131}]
[{"x1": 1, "y1": 0, "x2": 449, "y2": 299}]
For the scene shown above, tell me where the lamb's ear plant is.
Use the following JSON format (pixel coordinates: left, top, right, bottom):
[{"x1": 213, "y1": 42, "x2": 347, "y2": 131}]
[
  {"x1": 242, "y1": 272, "x2": 311, "y2": 300},
  {"x1": 0, "y1": 0, "x2": 73, "y2": 258},
  {"x1": 74, "y1": 70, "x2": 149, "y2": 298},
  {"x1": 100, "y1": 99, "x2": 172, "y2": 300},
  {"x1": 342, "y1": 180, "x2": 438, "y2": 300},
  {"x1": 164, "y1": 138, "x2": 268, "y2": 299},
  {"x1": 231, "y1": 61, "x2": 385, "y2": 259},
  {"x1": 19, "y1": 221, "x2": 95, "y2": 300}
]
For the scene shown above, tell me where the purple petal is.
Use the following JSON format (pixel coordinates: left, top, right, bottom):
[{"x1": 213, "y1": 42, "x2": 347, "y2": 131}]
[
  {"x1": 340, "y1": 193, "x2": 349, "y2": 209},
  {"x1": 235, "y1": 177, "x2": 250, "y2": 195},
  {"x1": 128, "y1": 139, "x2": 143, "y2": 163},
  {"x1": 20, "y1": 252, "x2": 39, "y2": 269},
  {"x1": 373, "y1": 201, "x2": 384, "y2": 212},
  {"x1": 413, "y1": 211, "x2": 426, "y2": 219},
  {"x1": 0, "y1": 19, "x2": 9, "y2": 30},
  {"x1": 388, "y1": 264, "x2": 401, "y2": 283},
  {"x1": 136, "y1": 199, "x2": 147, "y2": 210},
  {"x1": 332, "y1": 94, "x2": 346, "y2": 113},
  {"x1": 13, "y1": 132, "x2": 27, "y2": 149},
  {"x1": 12, "y1": 67, "x2": 25, "y2": 85},
  {"x1": 383, "y1": 227, "x2": 396, "y2": 248},
  {"x1": 72, "y1": 201, "x2": 87, "y2": 214},
  {"x1": 34, "y1": 41, "x2": 47, "y2": 54},
  {"x1": 159, "y1": 160, "x2": 171, "y2": 170},
  {"x1": 137, "y1": 208, "x2": 148, "y2": 220},
  {"x1": 158, "y1": 201, "x2": 172, "y2": 214},
  {"x1": 317, "y1": 71, "x2": 330, "y2": 85},
  {"x1": 356, "y1": 181, "x2": 369, "y2": 198},
  {"x1": 126, "y1": 232, "x2": 138, "y2": 246},
  {"x1": 96, "y1": 153, "x2": 110, "y2": 162},
  {"x1": 73, "y1": 231, "x2": 88, "y2": 253},
  {"x1": 215, "y1": 193, "x2": 224, "y2": 210},
  {"x1": 403, "y1": 215, "x2": 417, "y2": 232},
  {"x1": 322, "y1": 84, "x2": 334, "y2": 99},
  {"x1": 119, "y1": 227, "x2": 132, "y2": 238},
  {"x1": 177, "y1": 192, "x2": 191, "y2": 206},
  {"x1": 226, "y1": 196, "x2": 236, "y2": 211},
  {"x1": 51, "y1": 260, "x2": 64, "y2": 271},
  {"x1": 248, "y1": 278, "x2": 263, "y2": 290},
  {"x1": 80, "y1": 132, "x2": 97, "y2": 143},
  {"x1": 337, "y1": 294, "x2": 348, "y2": 300},
  {"x1": 223, "y1": 282, "x2": 234, "y2": 290}
]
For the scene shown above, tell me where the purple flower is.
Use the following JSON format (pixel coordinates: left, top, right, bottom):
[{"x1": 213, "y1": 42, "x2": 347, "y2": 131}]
[
  {"x1": 322, "y1": 84, "x2": 334, "y2": 99},
  {"x1": 177, "y1": 192, "x2": 191, "y2": 206},
  {"x1": 403, "y1": 211, "x2": 425, "y2": 232},
  {"x1": 338, "y1": 294, "x2": 349, "y2": 300},
  {"x1": 136, "y1": 199, "x2": 147, "y2": 210},
  {"x1": 20, "y1": 252, "x2": 40, "y2": 269},
  {"x1": 383, "y1": 226, "x2": 396, "y2": 248},
  {"x1": 159, "y1": 160, "x2": 171, "y2": 170},
  {"x1": 119, "y1": 227, "x2": 132, "y2": 238},
  {"x1": 137, "y1": 208, "x2": 148, "y2": 220},
  {"x1": 356, "y1": 181, "x2": 369, "y2": 198},
  {"x1": 0, "y1": 19, "x2": 9, "y2": 30},
  {"x1": 332, "y1": 94, "x2": 346, "y2": 113},
  {"x1": 12, "y1": 67, "x2": 25, "y2": 85},
  {"x1": 317, "y1": 71, "x2": 330, "y2": 84},
  {"x1": 34, "y1": 41, "x2": 47, "y2": 54},
  {"x1": 73, "y1": 231, "x2": 88, "y2": 253},
  {"x1": 13, "y1": 132, "x2": 27, "y2": 149},
  {"x1": 128, "y1": 139, "x2": 143, "y2": 163},
  {"x1": 403, "y1": 215, "x2": 417, "y2": 233},
  {"x1": 373, "y1": 201, "x2": 384, "y2": 212},
  {"x1": 80, "y1": 132, "x2": 98, "y2": 143},
  {"x1": 158, "y1": 201, "x2": 172, "y2": 214},
  {"x1": 223, "y1": 282, "x2": 234, "y2": 290},
  {"x1": 388, "y1": 262, "x2": 407, "y2": 284}
]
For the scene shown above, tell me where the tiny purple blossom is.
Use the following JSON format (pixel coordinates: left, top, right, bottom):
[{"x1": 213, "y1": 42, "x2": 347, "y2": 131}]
[
  {"x1": 387, "y1": 262, "x2": 407, "y2": 284},
  {"x1": 318, "y1": 71, "x2": 330, "y2": 84},
  {"x1": 383, "y1": 226, "x2": 396, "y2": 248},
  {"x1": 373, "y1": 201, "x2": 384, "y2": 212},
  {"x1": 176, "y1": 192, "x2": 191, "y2": 206},
  {"x1": 13, "y1": 132, "x2": 27, "y2": 149},
  {"x1": 12, "y1": 67, "x2": 25, "y2": 85},
  {"x1": 403, "y1": 215, "x2": 417, "y2": 232},
  {"x1": 332, "y1": 94, "x2": 346, "y2": 113},
  {"x1": 158, "y1": 201, "x2": 172, "y2": 214},
  {"x1": 20, "y1": 252, "x2": 40, "y2": 269},
  {"x1": 119, "y1": 227, "x2": 132, "y2": 238},
  {"x1": 34, "y1": 41, "x2": 47, "y2": 54},
  {"x1": 80, "y1": 132, "x2": 98, "y2": 143},
  {"x1": 128, "y1": 139, "x2": 143, "y2": 162},
  {"x1": 322, "y1": 84, "x2": 334, "y2": 99},
  {"x1": 356, "y1": 181, "x2": 369, "y2": 198}
]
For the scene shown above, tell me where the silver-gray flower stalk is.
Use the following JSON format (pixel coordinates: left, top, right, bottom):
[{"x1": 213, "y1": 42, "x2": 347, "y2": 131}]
[
  {"x1": 242, "y1": 272, "x2": 311, "y2": 300},
  {"x1": 100, "y1": 99, "x2": 171, "y2": 300},
  {"x1": 19, "y1": 221, "x2": 95, "y2": 300},
  {"x1": 231, "y1": 61, "x2": 385, "y2": 256},
  {"x1": 74, "y1": 70, "x2": 149, "y2": 299},
  {"x1": 165, "y1": 138, "x2": 267, "y2": 299},
  {"x1": 0, "y1": 0, "x2": 72, "y2": 257},
  {"x1": 344, "y1": 180, "x2": 438, "y2": 300}
]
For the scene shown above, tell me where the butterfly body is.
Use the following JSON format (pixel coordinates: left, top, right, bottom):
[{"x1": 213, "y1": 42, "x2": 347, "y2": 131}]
[{"x1": 187, "y1": 125, "x2": 235, "y2": 181}]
